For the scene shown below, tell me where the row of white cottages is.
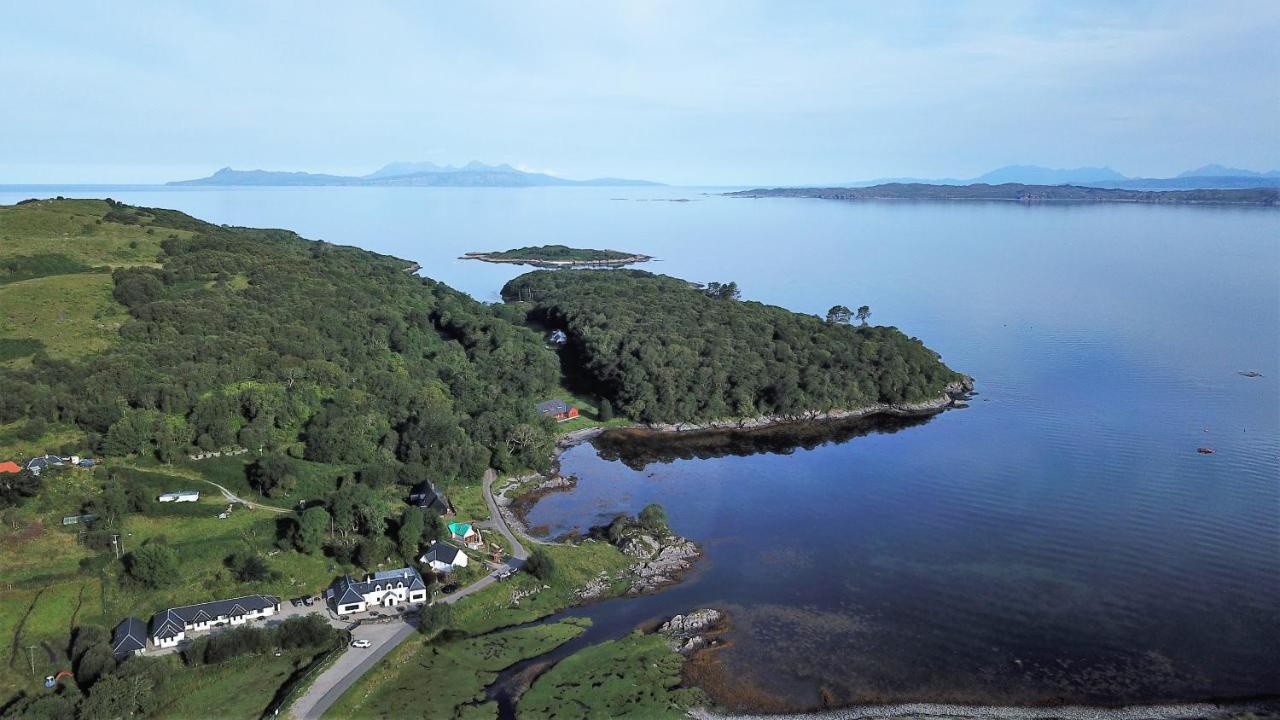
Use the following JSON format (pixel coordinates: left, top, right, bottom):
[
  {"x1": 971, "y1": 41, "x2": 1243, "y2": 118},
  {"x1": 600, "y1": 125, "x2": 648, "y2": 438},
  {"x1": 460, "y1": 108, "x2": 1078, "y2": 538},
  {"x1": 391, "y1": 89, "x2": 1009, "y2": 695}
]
[
  {"x1": 111, "y1": 566, "x2": 442, "y2": 658},
  {"x1": 113, "y1": 594, "x2": 282, "y2": 658}
]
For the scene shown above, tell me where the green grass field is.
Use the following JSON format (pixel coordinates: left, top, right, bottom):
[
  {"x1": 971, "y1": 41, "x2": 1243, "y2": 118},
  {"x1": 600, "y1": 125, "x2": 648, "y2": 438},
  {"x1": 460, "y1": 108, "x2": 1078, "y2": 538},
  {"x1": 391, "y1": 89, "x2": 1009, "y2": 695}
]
[
  {"x1": 520, "y1": 630, "x2": 706, "y2": 719},
  {"x1": 0, "y1": 199, "x2": 176, "y2": 268},
  {"x1": 325, "y1": 619, "x2": 590, "y2": 719},
  {"x1": 0, "y1": 272, "x2": 127, "y2": 364}
]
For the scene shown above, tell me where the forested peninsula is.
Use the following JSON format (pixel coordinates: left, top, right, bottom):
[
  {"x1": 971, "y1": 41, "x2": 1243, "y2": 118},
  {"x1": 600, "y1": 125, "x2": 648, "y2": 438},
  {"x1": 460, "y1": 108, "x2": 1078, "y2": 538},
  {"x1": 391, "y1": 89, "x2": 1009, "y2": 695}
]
[
  {"x1": 463, "y1": 244, "x2": 652, "y2": 267},
  {"x1": 728, "y1": 183, "x2": 1280, "y2": 206},
  {"x1": 502, "y1": 270, "x2": 966, "y2": 425}
]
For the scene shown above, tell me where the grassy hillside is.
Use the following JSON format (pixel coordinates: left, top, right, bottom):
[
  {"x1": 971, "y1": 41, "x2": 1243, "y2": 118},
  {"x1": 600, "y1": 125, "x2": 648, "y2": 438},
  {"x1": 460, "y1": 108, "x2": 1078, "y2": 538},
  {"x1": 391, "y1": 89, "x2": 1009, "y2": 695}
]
[{"x1": 0, "y1": 198, "x2": 579, "y2": 713}]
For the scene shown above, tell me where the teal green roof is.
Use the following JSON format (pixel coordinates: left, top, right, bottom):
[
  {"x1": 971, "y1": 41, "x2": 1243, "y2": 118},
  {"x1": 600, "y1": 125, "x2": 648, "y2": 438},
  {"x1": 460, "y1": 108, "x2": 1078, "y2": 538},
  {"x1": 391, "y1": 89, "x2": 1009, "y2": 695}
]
[{"x1": 448, "y1": 522, "x2": 473, "y2": 536}]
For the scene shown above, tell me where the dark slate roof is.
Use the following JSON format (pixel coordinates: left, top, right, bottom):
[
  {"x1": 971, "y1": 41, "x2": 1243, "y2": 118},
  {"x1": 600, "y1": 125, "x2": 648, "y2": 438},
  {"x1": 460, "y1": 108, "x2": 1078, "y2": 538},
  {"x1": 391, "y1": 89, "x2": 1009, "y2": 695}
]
[
  {"x1": 326, "y1": 576, "x2": 365, "y2": 607},
  {"x1": 407, "y1": 481, "x2": 447, "y2": 513},
  {"x1": 425, "y1": 543, "x2": 463, "y2": 564},
  {"x1": 536, "y1": 399, "x2": 570, "y2": 415},
  {"x1": 112, "y1": 617, "x2": 147, "y2": 658},
  {"x1": 148, "y1": 594, "x2": 279, "y2": 638},
  {"x1": 328, "y1": 567, "x2": 427, "y2": 604}
]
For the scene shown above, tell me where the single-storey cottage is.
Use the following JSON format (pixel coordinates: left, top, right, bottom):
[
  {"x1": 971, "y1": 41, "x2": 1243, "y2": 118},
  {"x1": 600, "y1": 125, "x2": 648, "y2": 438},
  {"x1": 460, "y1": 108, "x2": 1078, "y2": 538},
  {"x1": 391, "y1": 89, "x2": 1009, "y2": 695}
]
[
  {"x1": 112, "y1": 617, "x2": 148, "y2": 659},
  {"x1": 158, "y1": 490, "x2": 200, "y2": 503},
  {"x1": 24, "y1": 455, "x2": 66, "y2": 476},
  {"x1": 325, "y1": 567, "x2": 429, "y2": 615},
  {"x1": 448, "y1": 522, "x2": 481, "y2": 548},
  {"x1": 421, "y1": 542, "x2": 469, "y2": 573},
  {"x1": 148, "y1": 594, "x2": 279, "y2": 648},
  {"x1": 407, "y1": 481, "x2": 450, "y2": 515},
  {"x1": 535, "y1": 399, "x2": 579, "y2": 422}
]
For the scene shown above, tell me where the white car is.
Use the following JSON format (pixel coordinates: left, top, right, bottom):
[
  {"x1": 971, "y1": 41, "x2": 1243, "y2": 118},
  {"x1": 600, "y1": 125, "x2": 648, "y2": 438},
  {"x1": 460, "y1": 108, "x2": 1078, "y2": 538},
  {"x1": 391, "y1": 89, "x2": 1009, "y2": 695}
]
[{"x1": 350, "y1": 639, "x2": 372, "y2": 649}]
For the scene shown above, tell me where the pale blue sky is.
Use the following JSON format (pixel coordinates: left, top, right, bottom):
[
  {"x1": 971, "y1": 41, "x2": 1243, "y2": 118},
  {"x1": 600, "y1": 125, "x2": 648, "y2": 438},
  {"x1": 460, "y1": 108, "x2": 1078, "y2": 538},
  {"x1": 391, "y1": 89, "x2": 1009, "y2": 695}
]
[{"x1": 2, "y1": 1, "x2": 1277, "y2": 185}]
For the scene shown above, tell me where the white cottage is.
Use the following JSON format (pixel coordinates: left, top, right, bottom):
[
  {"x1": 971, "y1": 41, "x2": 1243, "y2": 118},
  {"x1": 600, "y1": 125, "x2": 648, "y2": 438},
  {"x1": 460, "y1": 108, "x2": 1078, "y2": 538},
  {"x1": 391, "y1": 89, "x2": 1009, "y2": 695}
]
[
  {"x1": 147, "y1": 594, "x2": 279, "y2": 648},
  {"x1": 420, "y1": 542, "x2": 469, "y2": 573},
  {"x1": 325, "y1": 567, "x2": 429, "y2": 615}
]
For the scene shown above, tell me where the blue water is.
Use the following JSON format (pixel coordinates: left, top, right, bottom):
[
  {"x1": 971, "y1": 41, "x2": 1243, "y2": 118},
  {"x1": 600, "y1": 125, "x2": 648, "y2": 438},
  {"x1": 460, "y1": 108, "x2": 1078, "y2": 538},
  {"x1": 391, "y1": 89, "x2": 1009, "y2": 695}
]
[{"x1": 3, "y1": 185, "x2": 1277, "y2": 707}]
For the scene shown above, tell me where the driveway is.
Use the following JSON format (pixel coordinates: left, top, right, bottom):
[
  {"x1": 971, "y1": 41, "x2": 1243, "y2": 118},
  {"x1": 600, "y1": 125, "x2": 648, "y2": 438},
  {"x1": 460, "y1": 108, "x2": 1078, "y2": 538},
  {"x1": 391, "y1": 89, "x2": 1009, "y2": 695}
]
[{"x1": 288, "y1": 469, "x2": 526, "y2": 719}]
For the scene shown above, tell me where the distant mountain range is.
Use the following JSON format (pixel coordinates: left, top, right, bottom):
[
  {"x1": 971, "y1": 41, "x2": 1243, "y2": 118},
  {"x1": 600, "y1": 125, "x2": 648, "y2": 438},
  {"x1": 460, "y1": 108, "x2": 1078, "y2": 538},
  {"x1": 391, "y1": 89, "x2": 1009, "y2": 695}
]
[
  {"x1": 169, "y1": 161, "x2": 662, "y2": 187},
  {"x1": 845, "y1": 164, "x2": 1280, "y2": 190}
]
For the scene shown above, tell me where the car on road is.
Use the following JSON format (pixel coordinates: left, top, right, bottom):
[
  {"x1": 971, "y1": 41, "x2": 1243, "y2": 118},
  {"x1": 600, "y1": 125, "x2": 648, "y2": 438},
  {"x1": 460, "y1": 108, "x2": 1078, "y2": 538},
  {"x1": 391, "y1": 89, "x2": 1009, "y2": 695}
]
[
  {"x1": 496, "y1": 569, "x2": 515, "y2": 580},
  {"x1": 350, "y1": 639, "x2": 372, "y2": 648}
]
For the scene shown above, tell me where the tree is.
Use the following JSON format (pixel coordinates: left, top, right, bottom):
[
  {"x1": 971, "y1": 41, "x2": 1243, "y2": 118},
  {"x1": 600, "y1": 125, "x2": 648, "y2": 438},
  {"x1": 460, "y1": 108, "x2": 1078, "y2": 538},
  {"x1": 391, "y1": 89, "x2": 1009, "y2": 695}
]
[
  {"x1": 703, "y1": 281, "x2": 740, "y2": 301},
  {"x1": 226, "y1": 551, "x2": 276, "y2": 582},
  {"x1": 417, "y1": 603, "x2": 453, "y2": 639},
  {"x1": 0, "y1": 469, "x2": 42, "y2": 509},
  {"x1": 296, "y1": 506, "x2": 330, "y2": 554},
  {"x1": 74, "y1": 643, "x2": 117, "y2": 688},
  {"x1": 525, "y1": 548, "x2": 556, "y2": 581},
  {"x1": 422, "y1": 509, "x2": 446, "y2": 544},
  {"x1": 856, "y1": 305, "x2": 871, "y2": 325},
  {"x1": 80, "y1": 673, "x2": 154, "y2": 720},
  {"x1": 638, "y1": 503, "x2": 669, "y2": 534},
  {"x1": 123, "y1": 544, "x2": 177, "y2": 588},
  {"x1": 247, "y1": 454, "x2": 295, "y2": 498},
  {"x1": 597, "y1": 398, "x2": 614, "y2": 421},
  {"x1": 825, "y1": 305, "x2": 852, "y2": 324},
  {"x1": 397, "y1": 507, "x2": 425, "y2": 559}
]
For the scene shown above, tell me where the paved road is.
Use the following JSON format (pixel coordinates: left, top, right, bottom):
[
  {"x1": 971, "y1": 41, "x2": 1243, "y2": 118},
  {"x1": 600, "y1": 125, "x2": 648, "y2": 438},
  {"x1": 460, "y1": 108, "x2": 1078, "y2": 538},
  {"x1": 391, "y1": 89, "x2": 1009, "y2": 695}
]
[
  {"x1": 289, "y1": 469, "x2": 525, "y2": 720},
  {"x1": 483, "y1": 468, "x2": 529, "y2": 561}
]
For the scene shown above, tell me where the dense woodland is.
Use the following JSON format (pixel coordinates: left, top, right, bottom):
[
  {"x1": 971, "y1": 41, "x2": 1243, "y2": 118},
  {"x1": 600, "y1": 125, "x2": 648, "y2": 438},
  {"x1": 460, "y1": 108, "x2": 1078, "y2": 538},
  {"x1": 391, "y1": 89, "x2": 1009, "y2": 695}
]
[
  {"x1": 475, "y1": 245, "x2": 641, "y2": 262},
  {"x1": 502, "y1": 270, "x2": 963, "y2": 424},
  {"x1": 1, "y1": 201, "x2": 562, "y2": 486}
]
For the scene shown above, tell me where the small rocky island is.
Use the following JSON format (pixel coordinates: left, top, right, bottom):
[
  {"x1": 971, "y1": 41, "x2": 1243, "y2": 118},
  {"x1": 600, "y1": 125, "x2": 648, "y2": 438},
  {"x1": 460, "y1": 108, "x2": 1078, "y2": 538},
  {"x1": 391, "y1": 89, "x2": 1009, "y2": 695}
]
[{"x1": 462, "y1": 244, "x2": 652, "y2": 268}]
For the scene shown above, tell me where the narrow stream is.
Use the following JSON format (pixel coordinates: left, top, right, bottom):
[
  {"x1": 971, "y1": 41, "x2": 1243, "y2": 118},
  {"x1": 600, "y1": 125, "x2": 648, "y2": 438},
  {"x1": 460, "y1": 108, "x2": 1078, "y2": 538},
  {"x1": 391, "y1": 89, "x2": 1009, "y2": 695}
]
[{"x1": 484, "y1": 561, "x2": 716, "y2": 719}]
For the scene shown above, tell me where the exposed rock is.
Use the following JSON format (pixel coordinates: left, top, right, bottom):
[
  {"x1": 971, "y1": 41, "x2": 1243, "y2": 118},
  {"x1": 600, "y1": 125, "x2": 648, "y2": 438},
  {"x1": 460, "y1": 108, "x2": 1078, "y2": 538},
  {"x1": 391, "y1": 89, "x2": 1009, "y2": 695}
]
[
  {"x1": 626, "y1": 536, "x2": 699, "y2": 594},
  {"x1": 659, "y1": 608, "x2": 724, "y2": 656},
  {"x1": 619, "y1": 533, "x2": 662, "y2": 558}
]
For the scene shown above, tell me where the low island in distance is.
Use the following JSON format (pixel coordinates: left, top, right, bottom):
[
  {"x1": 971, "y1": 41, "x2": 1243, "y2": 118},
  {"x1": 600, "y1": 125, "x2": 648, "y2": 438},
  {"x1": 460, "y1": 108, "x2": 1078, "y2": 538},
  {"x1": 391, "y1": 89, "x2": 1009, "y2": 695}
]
[{"x1": 462, "y1": 244, "x2": 653, "y2": 268}]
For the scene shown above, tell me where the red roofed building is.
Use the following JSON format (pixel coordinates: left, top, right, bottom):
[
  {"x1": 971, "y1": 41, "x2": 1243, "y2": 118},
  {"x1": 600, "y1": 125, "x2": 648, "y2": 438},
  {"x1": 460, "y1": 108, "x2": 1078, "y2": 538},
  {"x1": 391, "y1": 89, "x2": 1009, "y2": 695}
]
[{"x1": 0, "y1": 461, "x2": 21, "y2": 474}]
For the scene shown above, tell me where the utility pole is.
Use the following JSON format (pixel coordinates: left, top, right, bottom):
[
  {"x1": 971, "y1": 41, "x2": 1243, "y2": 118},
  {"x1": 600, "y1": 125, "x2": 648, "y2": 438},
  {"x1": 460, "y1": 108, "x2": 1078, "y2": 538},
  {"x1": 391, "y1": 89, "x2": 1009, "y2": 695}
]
[
  {"x1": 111, "y1": 533, "x2": 121, "y2": 559},
  {"x1": 26, "y1": 645, "x2": 36, "y2": 675}
]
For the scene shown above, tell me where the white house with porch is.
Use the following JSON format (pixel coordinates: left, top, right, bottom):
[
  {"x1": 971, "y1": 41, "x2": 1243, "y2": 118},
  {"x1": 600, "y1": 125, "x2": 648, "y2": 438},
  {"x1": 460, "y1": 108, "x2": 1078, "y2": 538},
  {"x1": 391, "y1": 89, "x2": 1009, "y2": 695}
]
[
  {"x1": 147, "y1": 594, "x2": 280, "y2": 648},
  {"x1": 324, "y1": 567, "x2": 429, "y2": 615}
]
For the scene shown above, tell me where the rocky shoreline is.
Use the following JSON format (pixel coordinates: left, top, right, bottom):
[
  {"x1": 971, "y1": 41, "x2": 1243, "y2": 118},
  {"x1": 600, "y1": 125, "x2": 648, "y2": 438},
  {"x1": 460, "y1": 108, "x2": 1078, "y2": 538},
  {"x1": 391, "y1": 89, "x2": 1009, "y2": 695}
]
[
  {"x1": 556, "y1": 377, "x2": 973, "y2": 450},
  {"x1": 689, "y1": 700, "x2": 1278, "y2": 720}
]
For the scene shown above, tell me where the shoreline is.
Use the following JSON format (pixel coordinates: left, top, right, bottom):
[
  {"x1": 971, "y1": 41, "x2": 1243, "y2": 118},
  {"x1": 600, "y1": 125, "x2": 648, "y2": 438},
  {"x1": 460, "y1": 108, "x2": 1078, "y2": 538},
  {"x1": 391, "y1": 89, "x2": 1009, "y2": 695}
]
[
  {"x1": 460, "y1": 251, "x2": 654, "y2": 268},
  {"x1": 689, "y1": 699, "x2": 1279, "y2": 720},
  {"x1": 555, "y1": 377, "x2": 974, "y2": 451}
]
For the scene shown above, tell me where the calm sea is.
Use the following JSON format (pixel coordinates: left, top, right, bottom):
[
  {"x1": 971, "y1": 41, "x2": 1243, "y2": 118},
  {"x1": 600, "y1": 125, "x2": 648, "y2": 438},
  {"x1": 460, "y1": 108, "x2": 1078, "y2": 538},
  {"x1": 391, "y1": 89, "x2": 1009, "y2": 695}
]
[{"x1": 4, "y1": 185, "x2": 1277, "y2": 708}]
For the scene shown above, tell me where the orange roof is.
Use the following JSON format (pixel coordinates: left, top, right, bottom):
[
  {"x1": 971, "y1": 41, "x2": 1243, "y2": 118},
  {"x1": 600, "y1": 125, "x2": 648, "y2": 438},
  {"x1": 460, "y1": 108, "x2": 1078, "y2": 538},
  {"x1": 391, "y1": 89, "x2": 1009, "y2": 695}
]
[{"x1": 0, "y1": 461, "x2": 21, "y2": 474}]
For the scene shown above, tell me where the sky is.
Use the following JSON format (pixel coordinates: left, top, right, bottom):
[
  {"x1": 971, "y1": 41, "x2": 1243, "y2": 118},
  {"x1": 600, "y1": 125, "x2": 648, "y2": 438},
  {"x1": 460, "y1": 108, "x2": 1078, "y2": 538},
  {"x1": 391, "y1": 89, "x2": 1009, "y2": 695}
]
[{"x1": 2, "y1": 1, "x2": 1278, "y2": 186}]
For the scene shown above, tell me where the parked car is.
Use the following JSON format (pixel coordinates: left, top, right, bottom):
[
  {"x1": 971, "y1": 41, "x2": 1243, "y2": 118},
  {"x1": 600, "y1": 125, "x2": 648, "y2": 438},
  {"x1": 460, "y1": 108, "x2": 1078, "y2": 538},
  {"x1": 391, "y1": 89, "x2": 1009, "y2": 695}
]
[
  {"x1": 290, "y1": 598, "x2": 303, "y2": 607},
  {"x1": 351, "y1": 639, "x2": 372, "y2": 649},
  {"x1": 302, "y1": 597, "x2": 314, "y2": 607}
]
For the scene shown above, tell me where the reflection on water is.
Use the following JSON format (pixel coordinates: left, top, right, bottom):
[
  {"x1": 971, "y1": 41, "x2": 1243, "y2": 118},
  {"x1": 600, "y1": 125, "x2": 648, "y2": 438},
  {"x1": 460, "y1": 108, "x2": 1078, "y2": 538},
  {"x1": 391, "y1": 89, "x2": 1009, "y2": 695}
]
[{"x1": 7, "y1": 186, "x2": 1274, "y2": 710}]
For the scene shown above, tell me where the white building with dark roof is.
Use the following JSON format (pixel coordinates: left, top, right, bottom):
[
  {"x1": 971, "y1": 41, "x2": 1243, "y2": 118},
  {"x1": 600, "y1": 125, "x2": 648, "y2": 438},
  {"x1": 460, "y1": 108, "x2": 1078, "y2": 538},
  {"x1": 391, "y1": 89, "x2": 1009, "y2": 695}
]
[
  {"x1": 324, "y1": 567, "x2": 429, "y2": 615},
  {"x1": 112, "y1": 617, "x2": 147, "y2": 659},
  {"x1": 421, "y1": 542, "x2": 469, "y2": 573},
  {"x1": 147, "y1": 594, "x2": 280, "y2": 648}
]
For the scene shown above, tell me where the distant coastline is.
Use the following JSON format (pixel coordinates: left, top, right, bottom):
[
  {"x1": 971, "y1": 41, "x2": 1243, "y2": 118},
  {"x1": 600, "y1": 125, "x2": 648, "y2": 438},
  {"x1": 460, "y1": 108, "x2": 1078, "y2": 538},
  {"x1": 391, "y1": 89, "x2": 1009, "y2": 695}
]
[{"x1": 727, "y1": 183, "x2": 1280, "y2": 206}]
